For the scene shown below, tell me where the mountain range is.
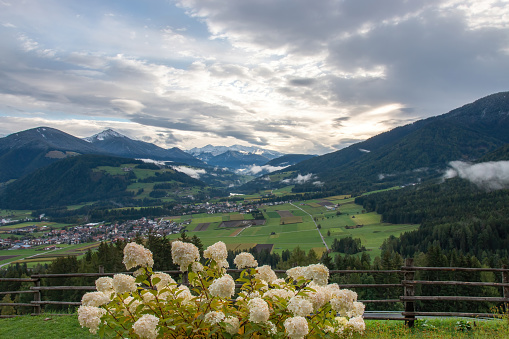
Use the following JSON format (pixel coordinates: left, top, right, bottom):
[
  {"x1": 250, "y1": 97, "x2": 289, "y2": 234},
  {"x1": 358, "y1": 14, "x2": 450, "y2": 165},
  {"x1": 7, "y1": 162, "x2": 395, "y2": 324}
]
[
  {"x1": 241, "y1": 91, "x2": 509, "y2": 193},
  {"x1": 0, "y1": 128, "x2": 297, "y2": 182},
  {"x1": 186, "y1": 144, "x2": 285, "y2": 169},
  {"x1": 1, "y1": 91, "x2": 508, "y2": 204},
  {"x1": 84, "y1": 129, "x2": 204, "y2": 166}
]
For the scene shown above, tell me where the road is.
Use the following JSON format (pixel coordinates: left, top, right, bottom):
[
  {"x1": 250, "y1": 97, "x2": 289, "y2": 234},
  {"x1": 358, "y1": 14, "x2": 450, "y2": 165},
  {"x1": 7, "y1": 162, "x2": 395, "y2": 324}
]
[{"x1": 290, "y1": 202, "x2": 329, "y2": 252}]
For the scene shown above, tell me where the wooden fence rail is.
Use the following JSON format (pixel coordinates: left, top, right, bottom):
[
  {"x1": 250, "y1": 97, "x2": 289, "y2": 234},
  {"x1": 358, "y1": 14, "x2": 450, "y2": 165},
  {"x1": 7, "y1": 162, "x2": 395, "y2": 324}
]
[{"x1": 1, "y1": 263, "x2": 508, "y2": 327}]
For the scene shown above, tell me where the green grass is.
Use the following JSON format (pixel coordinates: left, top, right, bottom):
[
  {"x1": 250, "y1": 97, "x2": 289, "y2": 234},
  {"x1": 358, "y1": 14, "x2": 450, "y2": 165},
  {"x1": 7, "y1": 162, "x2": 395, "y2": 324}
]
[
  {"x1": 0, "y1": 316, "x2": 507, "y2": 338},
  {"x1": 0, "y1": 315, "x2": 97, "y2": 339}
]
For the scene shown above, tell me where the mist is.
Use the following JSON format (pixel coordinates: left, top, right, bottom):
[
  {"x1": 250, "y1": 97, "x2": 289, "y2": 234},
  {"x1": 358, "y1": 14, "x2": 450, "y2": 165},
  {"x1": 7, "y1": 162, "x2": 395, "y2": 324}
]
[{"x1": 444, "y1": 161, "x2": 509, "y2": 190}]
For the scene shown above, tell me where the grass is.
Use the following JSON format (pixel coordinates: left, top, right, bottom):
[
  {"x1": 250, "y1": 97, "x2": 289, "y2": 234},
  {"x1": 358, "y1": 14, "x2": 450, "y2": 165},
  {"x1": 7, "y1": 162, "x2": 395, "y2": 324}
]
[{"x1": 0, "y1": 316, "x2": 507, "y2": 338}]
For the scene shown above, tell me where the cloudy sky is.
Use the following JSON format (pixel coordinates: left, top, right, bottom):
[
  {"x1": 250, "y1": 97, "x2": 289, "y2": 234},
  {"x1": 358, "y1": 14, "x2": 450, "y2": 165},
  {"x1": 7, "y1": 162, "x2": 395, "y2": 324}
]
[{"x1": 1, "y1": 0, "x2": 508, "y2": 154}]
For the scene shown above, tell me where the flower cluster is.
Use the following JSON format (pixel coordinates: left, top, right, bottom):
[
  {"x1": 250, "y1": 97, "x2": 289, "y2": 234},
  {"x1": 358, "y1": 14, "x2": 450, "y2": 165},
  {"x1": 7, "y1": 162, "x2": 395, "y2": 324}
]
[
  {"x1": 203, "y1": 241, "x2": 229, "y2": 268},
  {"x1": 122, "y1": 242, "x2": 154, "y2": 270},
  {"x1": 234, "y1": 252, "x2": 258, "y2": 269},
  {"x1": 171, "y1": 240, "x2": 200, "y2": 271},
  {"x1": 77, "y1": 241, "x2": 366, "y2": 338}
]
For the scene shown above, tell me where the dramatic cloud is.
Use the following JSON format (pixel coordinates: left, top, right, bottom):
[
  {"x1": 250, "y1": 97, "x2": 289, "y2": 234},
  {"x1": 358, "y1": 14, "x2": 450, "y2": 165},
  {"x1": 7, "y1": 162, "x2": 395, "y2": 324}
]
[
  {"x1": 0, "y1": 1, "x2": 508, "y2": 154},
  {"x1": 445, "y1": 161, "x2": 509, "y2": 190}
]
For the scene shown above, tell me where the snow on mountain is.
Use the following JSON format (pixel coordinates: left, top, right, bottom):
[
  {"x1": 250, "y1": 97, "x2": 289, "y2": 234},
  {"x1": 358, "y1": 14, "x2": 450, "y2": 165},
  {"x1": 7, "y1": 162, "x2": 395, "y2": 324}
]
[
  {"x1": 187, "y1": 144, "x2": 284, "y2": 159},
  {"x1": 84, "y1": 128, "x2": 127, "y2": 142}
]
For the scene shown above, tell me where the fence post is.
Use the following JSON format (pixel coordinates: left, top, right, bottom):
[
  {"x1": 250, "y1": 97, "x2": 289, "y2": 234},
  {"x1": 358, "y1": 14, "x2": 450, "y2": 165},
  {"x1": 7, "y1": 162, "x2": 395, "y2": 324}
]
[
  {"x1": 403, "y1": 258, "x2": 415, "y2": 327},
  {"x1": 99, "y1": 265, "x2": 104, "y2": 274},
  {"x1": 33, "y1": 277, "x2": 41, "y2": 316},
  {"x1": 503, "y1": 265, "x2": 509, "y2": 313},
  {"x1": 182, "y1": 271, "x2": 189, "y2": 286}
]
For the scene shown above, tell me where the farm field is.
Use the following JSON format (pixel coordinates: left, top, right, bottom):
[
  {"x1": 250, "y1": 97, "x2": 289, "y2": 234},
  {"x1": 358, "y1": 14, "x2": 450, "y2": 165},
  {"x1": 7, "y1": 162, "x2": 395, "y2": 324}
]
[
  {"x1": 0, "y1": 189, "x2": 417, "y2": 265},
  {"x1": 161, "y1": 196, "x2": 418, "y2": 257},
  {"x1": 0, "y1": 242, "x2": 101, "y2": 267}
]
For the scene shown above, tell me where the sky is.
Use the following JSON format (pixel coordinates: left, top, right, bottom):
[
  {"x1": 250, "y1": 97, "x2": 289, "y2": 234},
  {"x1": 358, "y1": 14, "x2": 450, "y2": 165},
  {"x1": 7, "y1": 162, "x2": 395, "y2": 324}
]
[{"x1": 0, "y1": 0, "x2": 508, "y2": 155}]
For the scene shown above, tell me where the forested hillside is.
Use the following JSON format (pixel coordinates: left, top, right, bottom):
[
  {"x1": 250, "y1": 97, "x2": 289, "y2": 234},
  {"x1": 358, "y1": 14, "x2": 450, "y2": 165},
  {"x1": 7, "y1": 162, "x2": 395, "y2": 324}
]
[{"x1": 355, "y1": 178, "x2": 509, "y2": 259}]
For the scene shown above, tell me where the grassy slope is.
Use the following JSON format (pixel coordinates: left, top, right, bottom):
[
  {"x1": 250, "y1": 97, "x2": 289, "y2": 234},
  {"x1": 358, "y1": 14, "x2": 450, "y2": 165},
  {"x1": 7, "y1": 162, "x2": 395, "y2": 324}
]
[{"x1": 0, "y1": 316, "x2": 507, "y2": 338}]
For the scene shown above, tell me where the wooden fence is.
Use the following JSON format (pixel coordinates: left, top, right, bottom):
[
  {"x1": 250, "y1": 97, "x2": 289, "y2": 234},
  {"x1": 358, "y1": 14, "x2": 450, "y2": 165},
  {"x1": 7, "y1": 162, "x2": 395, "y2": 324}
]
[{"x1": 1, "y1": 259, "x2": 508, "y2": 327}]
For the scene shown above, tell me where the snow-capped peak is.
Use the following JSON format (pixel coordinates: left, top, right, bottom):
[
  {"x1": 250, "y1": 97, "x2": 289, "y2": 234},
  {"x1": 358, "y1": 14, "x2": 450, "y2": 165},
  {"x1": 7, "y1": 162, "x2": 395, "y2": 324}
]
[
  {"x1": 187, "y1": 144, "x2": 284, "y2": 158},
  {"x1": 84, "y1": 129, "x2": 127, "y2": 142}
]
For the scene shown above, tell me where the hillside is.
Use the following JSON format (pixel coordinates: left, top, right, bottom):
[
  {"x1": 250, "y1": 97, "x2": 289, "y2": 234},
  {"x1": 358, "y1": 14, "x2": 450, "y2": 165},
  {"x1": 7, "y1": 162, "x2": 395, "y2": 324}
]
[
  {"x1": 355, "y1": 144, "x2": 509, "y2": 258},
  {"x1": 241, "y1": 92, "x2": 509, "y2": 194},
  {"x1": 0, "y1": 155, "x2": 207, "y2": 209}
]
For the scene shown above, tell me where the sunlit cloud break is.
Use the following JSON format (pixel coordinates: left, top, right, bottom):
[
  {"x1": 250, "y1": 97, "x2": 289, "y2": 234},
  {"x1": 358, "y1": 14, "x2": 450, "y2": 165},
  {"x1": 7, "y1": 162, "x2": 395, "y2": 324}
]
[{"x1": 444, "y1": 161, "x2": 509, "y2": 190}]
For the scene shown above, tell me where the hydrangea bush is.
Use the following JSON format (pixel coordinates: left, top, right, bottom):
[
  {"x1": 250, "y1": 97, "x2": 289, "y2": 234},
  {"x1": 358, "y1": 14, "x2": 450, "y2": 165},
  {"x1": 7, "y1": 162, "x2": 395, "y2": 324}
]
[{"x1": 78, "y1": 241, "x2": 366, "y2": 338}]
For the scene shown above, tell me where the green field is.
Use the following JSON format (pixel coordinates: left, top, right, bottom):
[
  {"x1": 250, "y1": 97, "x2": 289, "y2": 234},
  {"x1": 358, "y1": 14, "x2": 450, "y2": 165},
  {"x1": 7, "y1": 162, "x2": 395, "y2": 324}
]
[
  {"x1": 0, "y1": 242, "x2": 102, "y2": 267},
  {"x1": 154, "y1": 195, "x2": 418, "y2": 257},
  {"x1": 0, "y1": 190, "x2": 418, "y2": 264}
]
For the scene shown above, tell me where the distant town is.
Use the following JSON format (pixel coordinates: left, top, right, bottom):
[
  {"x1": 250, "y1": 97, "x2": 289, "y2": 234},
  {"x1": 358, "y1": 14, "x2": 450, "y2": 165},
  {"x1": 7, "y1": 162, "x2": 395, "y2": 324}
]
[{"x1": 0, "y1": 199, "x2": 296, "y2": 250}]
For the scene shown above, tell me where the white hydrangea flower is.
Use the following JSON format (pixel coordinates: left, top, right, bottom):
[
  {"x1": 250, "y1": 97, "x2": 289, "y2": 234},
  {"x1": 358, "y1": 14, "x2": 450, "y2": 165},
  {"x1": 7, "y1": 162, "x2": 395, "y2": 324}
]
[
  {"x1": 286, "y1": 266, "x2": 308, "y2": 281},
  {"x1": 112, "y1": 273, "x2": 137, "y2": 294},
  {"x1": 255, "y1": 265, "x2": 278, "y2": 284},
  {"x1": 175, "y1": 285, "x2": 193, "y2": 304},
  {"x1": 234, "y1": 252, "x2": 258, "y2": 269},
  {"x1": 142, "y1": 290, "x2": 156, "y2": 303},
  {"x1": 152, "y1": 272, "x2": 176, "y2": 290},
  {"x1": 171, "y1": 240, "x2": 200, "y2": 271},
  {"x1": 306, "y1": 282, "x2": 330, "y2": 311},
  {"x1": 123, "y1": 296, "x2": 142, "y2": 315},
  {"x1": 348, "y1": 301, "x2": 365, "y2": 318},
  {"x1": 224, "y1": 316, "x2": 240, "y2": 335},
  {"x1": 329, "y1": 289, "x2": 357, "y2": 315},
  {"x1": 191, "y1": 262, "x2": 204, "y2": 273},
  {"x1": 247, "y1": 297, "x2": 270, "y2": 323},
  {"x1": 77, "y1": 305, "x2": 106, "y2": 334},
  {"x1": 81, "y1": 291, "x2": 110, "y2": 307},
  {"x1": 284, "y1": 316, "x2": 309, "y2": 339},
  {"x1": 247, "y1": 291, "x2": 261, "y2": 299},
  {"x1": 208, "y1": 274, "x2": 235, "y2": 298},
  {"x1": 306, "y1": 263, "x2": 329, "y2": 286},
  {"x1": 287, "y1": 296, "x2": 313, "y2": 317},
  {"x1": 133, "y1": 314, "x2": 159, "y2": 339},
  {"x1": 347, "y1": 316, "x2": 366, "y2": 334},
  {"x1": 263, "y1": 288, "x2": 295, "y2": 301},
  {"x1": 122, "y1": 242, "x2": 154, "y2": 270},
  {"x1": 203, "y1": 241, "x2": 228, "y2": 263},
  {"x1": 95, "y1": 277, "x2": 114, "y2": 296},
  {"x1": 204, "y1": 311, "x2": 225, "y2": 325},
  {"x1": 335, "y1": 316, "x2": 348, "y2": 334}
]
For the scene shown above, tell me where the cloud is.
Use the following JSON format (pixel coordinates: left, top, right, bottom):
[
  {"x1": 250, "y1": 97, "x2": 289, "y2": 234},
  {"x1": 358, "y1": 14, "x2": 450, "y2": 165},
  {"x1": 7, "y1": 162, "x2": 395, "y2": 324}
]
[
  {"x1": 281, "y1": 173, "x2": 315, "y2": 184},
  {"x1": 0, "y1": 1, "x2": 508, "y2": 155},
  {"x1": 239, "y1": 164, "x2": 289, "y2": 175},
  {"x1": 172, "y1": 166, "x2": 207, "y2": 179},
  {"x1": 444, "y1": 161, "x2": 509, "y2": 190}
]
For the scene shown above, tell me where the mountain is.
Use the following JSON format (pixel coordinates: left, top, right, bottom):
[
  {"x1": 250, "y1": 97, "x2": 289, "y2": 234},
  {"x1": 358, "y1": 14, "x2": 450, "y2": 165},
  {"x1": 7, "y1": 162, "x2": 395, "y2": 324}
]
[
  {"x1": 241, "y1": 91, "x2": 509, "y2": 193},
  {"x1": 0, "y1": 127, "x2": 107, "y2": 182},
  {"x1": 265, "y1": 154, "x2": 316, "y2": 167},
  {"x1": 204, "y1": 150, "x2": 272, "y2": 169},
  {"x1": 0, "y1": 154, "x2": 207, "y2": 209},
  {"x1": 187, "y1": 144, "x2": 284, "y2": 165},
  {"x1": 84, "y1": 129, "x2": 204, "y2": 166}
]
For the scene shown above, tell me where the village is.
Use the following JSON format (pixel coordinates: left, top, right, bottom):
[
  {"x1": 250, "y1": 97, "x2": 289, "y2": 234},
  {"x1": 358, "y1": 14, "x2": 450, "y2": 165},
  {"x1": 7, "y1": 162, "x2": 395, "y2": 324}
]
[{"x1": 0, "y1": 199, "x2": 292, "y2": 250}]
